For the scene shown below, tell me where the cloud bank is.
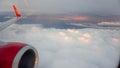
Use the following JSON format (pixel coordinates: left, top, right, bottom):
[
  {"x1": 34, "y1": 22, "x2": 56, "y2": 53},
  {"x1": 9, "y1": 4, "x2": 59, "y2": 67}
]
[{"x1": 0, "y1": 24, "x2": 120, "y2": 68}]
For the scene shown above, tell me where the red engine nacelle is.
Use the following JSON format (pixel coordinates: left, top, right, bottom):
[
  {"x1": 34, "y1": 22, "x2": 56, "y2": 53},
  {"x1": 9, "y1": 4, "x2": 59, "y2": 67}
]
[{"x1": 0, "y1": 41, "x2": 39, "y2": 68}]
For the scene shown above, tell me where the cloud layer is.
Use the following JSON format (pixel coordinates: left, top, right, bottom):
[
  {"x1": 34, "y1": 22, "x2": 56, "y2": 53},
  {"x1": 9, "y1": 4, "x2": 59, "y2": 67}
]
[{"x1": 0, "y1": 24, "x2": 120, "y2": 68}]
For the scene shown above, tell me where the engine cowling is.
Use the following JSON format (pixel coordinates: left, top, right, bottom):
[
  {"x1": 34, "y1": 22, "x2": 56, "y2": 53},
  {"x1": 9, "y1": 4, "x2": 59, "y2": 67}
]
[{"x1": 0, "y1": 41, "x2": 39, "y2": 68}]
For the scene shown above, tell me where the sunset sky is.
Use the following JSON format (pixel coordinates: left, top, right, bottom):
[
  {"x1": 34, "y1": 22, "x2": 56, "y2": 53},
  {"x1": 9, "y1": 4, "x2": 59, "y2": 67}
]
[{"x1": 0, "y1": 0, "x2": 120, "y2": 15}]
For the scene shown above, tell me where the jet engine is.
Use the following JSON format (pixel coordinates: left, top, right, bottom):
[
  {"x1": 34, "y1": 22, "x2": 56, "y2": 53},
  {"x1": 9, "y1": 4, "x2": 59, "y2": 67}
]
[{"x1": 0, "y1": 41, "x2": 39, "y2": 68}]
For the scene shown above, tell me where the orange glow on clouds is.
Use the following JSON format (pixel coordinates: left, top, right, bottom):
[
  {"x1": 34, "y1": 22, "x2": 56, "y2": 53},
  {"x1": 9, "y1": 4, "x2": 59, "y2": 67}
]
[
  {"x1": 31, "y1": 26, "x2": 40, "y2": 31},
  {"x1": 112, "y1": 38, "x2": 120, "y2": 43},
  {"x1": 59, "y1": 32, "x2": 71, "y2": 41},
  {"x1": 78, "y1": 37, "x2": 90, "y2": 43},
  {"x1": 60, "y1": 16, "x2": 92, "y2": 21},
  {"x1": 67, "y1": 29, "x2": 79, "y2": 34},
  {"x1": 78, "y1": 33, "x2": 91, "y2": 43},
  {"x1": 59, "y1": 32, "x2": 66, "y2": 36},
  {"x1": 83, "y1": 33, "x2": 91, "y2": 38}
]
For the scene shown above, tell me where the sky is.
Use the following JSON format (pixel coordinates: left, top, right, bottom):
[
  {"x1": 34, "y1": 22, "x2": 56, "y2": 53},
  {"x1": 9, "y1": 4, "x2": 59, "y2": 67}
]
[{"x1": 0, "y1": 0, "x2": 120, "y2": 15}]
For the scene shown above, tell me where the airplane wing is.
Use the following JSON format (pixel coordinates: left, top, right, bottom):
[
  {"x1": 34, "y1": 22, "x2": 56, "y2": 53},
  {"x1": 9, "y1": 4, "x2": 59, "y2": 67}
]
[
  {"x1": 0, "y1": 5, "x2": 39, "y2": 68},
  {"x1": 0, "y1": 5, "x2": 21, "y2": 31}
]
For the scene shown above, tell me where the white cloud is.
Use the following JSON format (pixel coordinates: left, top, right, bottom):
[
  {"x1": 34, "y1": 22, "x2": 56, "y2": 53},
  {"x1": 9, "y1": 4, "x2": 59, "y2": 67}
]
[{"x1": 0, "y1": 24, "x2": 120, "y2": 68}]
